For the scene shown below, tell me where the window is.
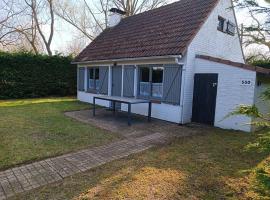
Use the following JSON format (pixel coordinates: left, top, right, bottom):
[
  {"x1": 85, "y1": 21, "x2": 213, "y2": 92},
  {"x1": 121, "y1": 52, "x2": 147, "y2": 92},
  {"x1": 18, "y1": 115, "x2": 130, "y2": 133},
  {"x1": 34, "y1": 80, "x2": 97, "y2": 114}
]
[
  {"x1": 152, "y1": 67, "x2": 163, "y2": 98},
  {"x1": 217, "y1": 16, "x2": 225, "y2": 31},
  {"x1": 139, "y1": 66, "x2": 164, "y2": 98},
  {"x1": 226, "y1": 21, "x2": 236, "y2": 35},
  {"x1": 139, "y1": 67, "x2": 150, "y2": 96},
  {"x1": 218, "y1": 16, "x2": 236, "y2": 36},
  {"x1": 88, "y1": 67, "x2": 99, "y2": 91}
]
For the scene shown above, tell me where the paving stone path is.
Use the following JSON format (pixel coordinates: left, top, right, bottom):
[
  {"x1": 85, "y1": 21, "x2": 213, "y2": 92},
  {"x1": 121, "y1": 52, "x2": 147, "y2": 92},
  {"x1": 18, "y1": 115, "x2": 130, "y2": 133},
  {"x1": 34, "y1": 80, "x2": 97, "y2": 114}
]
[{"x1": 0, "y1": 132, "x2": 168, "y2": 199}]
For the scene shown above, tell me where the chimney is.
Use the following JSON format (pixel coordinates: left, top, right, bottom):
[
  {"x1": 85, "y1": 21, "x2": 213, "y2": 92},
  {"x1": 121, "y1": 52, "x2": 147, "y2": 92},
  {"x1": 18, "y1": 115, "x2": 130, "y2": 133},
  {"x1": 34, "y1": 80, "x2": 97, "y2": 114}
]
[{"x1": 108, "y1": 8, "x2": 126, "y2": 28}]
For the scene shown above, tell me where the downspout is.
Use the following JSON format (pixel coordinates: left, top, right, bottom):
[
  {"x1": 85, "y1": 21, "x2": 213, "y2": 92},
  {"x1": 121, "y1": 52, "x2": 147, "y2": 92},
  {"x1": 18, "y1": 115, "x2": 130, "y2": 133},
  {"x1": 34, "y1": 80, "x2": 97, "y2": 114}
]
[
  {"x1": 108, "y1": 66, "x2": 112, "y2": 96},
  {"x1": 175, "y1": 55, "x2": 186, "y2": 124},
  {"x1": 180, "y1": 65, "x2": 186, "y2": 124}
]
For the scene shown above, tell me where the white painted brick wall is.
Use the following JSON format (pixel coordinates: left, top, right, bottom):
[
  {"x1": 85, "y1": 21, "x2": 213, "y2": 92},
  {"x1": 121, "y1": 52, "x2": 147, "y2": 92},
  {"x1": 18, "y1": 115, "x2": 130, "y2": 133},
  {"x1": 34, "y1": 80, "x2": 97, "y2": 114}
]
[
  {"x1": 78, "y1": 91, "x2": 110, "y2": 107},
  {"x1": 181, "y1": 0, "x2": 245, "y2": 124},
  {"x1": 78, "y1": 91, "x2": 182, "y2": 123},
  {"x1": 194, "y1": 59, "x2": 256, "y2": 132},
  {"x1": 77, "y1": 0, "x2": 251, "y2": 130},
  {"x1": 121, "y1": 103, "x2": 182, "y2": 123}
]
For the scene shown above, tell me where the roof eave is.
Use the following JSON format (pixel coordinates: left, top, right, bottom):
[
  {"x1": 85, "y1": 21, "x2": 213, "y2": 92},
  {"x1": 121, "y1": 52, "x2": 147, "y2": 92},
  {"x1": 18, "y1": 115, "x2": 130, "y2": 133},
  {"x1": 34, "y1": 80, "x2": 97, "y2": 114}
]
[
  {"x1": 196, "y1": 54, "x2": 270, "y2": 75},
  {"x1": 71, "y1": 54, "x2": 183, "y2": 65}
]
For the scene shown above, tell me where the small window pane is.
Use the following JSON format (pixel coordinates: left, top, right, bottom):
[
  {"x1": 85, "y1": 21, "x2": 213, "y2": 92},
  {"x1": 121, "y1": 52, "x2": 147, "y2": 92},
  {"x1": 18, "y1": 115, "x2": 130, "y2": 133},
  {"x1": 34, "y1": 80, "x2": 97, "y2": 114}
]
[
  {"x1": 89, "y1": 68, "x2": 94, "y2": 88},
  {"x1": 89, "y1": 68, "x2": 94, "y2": 79},
  {"x1": 152, "y1": 67, "x2": 163, "y2": 98},
  {"x1": 95, "y1": 68, "x2": 100, "y2": 90},
  {"x1": 152, "y1": 67, "x2": 163, "y2": 83},
  {"x1": 95, "y1": 68, "x2": 99, "y2": 80},
  {"x1": 217, "y1": 16, "x2": 225, "y2": 31},
  {"x1": 89, "y1": 68, "x2": 99, "y2": 90},
  {"x1": 226, "y1": 21, "x2": 235, "y2": 35},
  {"x1": 140, "y1": 67, "x2": 150, "y2": 82},
  {"x1": 139, "y1": 67, "x2": 150, "y2": 96}
]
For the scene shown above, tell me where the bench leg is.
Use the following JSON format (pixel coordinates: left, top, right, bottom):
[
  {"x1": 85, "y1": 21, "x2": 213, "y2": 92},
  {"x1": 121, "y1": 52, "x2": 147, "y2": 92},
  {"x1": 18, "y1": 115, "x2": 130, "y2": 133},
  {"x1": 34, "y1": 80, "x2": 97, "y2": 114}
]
[
  {"x1": 113, "y1": 101, "x2": 116, "y2": 115},
  {"x1": 128, "y1": 103, "x2": 131, "y2": 126},
  {"x1": 148, "y1": 102, "x2": 152, "y2": 122},
  {"x1": 93, "y1": 97, "x2": 96, "y2": 116}
]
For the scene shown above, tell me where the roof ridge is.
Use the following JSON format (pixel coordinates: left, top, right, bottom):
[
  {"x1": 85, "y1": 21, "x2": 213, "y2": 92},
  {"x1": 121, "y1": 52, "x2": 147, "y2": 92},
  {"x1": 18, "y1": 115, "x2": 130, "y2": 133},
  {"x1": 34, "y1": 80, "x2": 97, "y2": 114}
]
[{"x1": 121, "y1": 0, "x2": 183, "y2": 21}]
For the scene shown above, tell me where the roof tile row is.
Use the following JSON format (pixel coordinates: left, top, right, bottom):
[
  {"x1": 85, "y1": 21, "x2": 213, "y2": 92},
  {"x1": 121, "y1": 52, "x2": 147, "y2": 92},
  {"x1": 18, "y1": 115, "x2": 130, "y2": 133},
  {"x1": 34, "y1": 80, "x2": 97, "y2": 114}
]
[{"x1": 75, "y1": 0, "x2": 219, "y2": 62}]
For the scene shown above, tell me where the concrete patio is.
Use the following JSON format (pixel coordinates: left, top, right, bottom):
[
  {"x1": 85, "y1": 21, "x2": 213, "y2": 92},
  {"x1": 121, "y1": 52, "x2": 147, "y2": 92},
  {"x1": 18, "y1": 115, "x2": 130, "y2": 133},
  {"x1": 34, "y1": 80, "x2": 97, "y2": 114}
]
[{"x1": 65, "y1": 108, "x2": 200, "y2": 139}]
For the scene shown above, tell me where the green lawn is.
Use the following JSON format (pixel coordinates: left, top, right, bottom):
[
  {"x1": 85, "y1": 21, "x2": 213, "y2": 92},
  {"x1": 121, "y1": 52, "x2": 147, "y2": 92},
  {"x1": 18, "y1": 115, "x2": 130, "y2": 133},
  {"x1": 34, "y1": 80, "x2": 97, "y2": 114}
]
[
  {"x1": 14, "y1": 129, "x2": 270, "y2": 200},
  {"x1": 0, "y1": 97, "x2": 119, "y2": 170}
]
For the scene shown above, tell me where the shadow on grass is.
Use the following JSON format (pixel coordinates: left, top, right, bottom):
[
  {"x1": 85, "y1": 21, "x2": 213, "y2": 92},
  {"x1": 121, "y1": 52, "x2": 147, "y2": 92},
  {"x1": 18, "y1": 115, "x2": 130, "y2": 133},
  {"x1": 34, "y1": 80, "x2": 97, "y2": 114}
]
[
  {"x1": 73, "y1": 129, "x2": 270, "y2": 200},
  {"x1": 15, "y1": 128, "x2": 270, "y2": 200}
]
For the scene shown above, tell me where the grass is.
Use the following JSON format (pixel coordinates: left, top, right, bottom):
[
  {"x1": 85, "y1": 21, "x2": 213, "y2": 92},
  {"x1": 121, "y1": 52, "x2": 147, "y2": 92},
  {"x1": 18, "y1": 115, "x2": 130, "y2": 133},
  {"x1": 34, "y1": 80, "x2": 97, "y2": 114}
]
[
  {"x1": 13, "y1": 128, "x2": 270, "y2": 200},
  {"x1": 0, "y1": 97, "x2": 119, "y2": 170}
]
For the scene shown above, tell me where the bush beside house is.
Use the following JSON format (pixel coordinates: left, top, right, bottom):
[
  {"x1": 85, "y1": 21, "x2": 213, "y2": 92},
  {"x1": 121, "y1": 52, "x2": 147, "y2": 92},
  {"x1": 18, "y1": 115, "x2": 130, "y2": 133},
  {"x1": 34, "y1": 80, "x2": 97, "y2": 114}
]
[
  {"x1": 0, "y1": 52, "x2": 76, "y2": 99},
  {"x1": 251, "y1": 60, "x2": 270, "y2": 69}
]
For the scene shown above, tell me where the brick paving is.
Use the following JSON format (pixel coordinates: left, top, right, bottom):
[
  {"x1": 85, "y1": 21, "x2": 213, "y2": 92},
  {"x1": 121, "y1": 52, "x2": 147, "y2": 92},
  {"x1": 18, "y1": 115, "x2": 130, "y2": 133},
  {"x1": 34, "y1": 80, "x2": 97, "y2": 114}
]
[
  {"x1": 0, "y1": 132, "x2": 168, "y2": 199},
  {"x1": 0, "y1": 109, "x2": 200, "y2": 199}
]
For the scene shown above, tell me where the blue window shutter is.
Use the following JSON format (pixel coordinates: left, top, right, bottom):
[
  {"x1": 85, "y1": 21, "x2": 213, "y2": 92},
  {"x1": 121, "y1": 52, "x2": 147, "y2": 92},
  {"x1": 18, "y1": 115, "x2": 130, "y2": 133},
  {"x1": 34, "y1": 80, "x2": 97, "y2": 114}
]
[
  {"x1": 163, "y1": 65, "x2": 182, "y2": 105},
  {"x1": 98, "y1": 66, "x2": 108, "y2": 94},
  {"x1": 123, "y1": 66, "x2": 135, "y2": 97},
  {"x1": 78, "y1": 67, "x2": 85, "y2": 91}
]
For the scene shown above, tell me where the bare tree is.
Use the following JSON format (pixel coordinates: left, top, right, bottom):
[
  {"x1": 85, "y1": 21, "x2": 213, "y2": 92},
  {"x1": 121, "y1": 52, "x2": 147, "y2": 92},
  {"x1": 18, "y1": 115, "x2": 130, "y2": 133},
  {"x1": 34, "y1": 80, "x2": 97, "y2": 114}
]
[
  {"x1": 241, "y1": 9, "x2": 270, "y2": 51},
  {"x1": 25, "y1": 0, "x2": 55, "y2": 55},
  {"x1": 0, "y1": 0, "x2": 46, "y2": 54},
  {"x1": 54, "y1": 0, "x2": 110, "y2": 41},
  {"x1": 61, "y1": 35, "x2": 88, "y2": 56},
  {"x1": 235, "y1": 0, "x2": 270, "y2": 54},
  {"x1": 3, "y1": 13, "x2": 43, "y2": 54},
  {"x1": 17, "y1": 15, "x2": 42, "y2": 54},
  {"x1": 55, "y1": 0, "x2": 100, "y2": 41},
  {"x1": 113, "y1": 0, "x2": 165, "y2": 16},
  {"x1": 0, "y1": 0, "x2": 24, "y2": 47},
  {"x1": 55, "y1": 0, "x2": 166, "y2": 41}
]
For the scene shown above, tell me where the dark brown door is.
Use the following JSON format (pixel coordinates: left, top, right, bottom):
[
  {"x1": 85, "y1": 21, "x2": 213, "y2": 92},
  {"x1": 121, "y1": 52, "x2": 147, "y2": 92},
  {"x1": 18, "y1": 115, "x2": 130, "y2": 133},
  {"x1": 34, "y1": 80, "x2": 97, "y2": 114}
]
[{"x1": 192, "y1": 73, "x2": 218, "y2": 125}]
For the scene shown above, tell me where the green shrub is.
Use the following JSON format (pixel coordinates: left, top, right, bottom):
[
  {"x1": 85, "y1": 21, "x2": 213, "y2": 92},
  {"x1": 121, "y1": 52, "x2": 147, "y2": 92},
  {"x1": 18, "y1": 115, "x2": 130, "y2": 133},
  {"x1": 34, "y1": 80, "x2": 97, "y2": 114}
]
[
  {"x1": 0, "y1": 52, "x2": 76, "y2": 99},
  {"x1": 251, "y1": 59, "x2": 270, "y2": 69}
]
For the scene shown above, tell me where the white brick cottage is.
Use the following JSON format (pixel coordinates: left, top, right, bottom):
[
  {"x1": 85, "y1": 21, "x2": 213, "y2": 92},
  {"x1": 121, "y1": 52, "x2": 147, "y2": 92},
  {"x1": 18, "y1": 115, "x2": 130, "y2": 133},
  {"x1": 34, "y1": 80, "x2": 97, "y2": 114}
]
[{"x1": 73, "y1": 0, "x2": 270, "y2": 132}]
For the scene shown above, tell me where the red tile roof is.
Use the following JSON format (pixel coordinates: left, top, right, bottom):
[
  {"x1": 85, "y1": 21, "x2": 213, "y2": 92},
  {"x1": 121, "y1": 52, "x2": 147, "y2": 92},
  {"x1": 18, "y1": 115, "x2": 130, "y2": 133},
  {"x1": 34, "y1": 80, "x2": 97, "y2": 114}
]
[
  {"x1": 196, "y1": 55, "x2": 270, "y2": 75},
  {"x1": 74, "y1": 0, "x2": 219, "y2": 63}
]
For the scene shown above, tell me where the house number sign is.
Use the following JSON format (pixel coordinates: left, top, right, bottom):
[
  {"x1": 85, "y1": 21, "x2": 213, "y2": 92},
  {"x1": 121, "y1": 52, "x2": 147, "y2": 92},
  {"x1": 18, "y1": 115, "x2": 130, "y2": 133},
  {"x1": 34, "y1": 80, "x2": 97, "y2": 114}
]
[{"x1": 240, "y1": 79, "x2": 252, "y2": 86}]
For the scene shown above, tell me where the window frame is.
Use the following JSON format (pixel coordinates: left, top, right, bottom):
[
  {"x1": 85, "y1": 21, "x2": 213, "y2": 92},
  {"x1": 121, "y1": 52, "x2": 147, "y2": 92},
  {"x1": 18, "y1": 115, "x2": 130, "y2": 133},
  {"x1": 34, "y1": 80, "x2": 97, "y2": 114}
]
[
  {"x1": 226, "y1": 21, "x2": 236, "y2": 36},
  {"x1": 87, "y1": 67, "x2": 100, "y2": 93},
  {"x1": 137, "y1": 65, "x2": 164, "y2": 100},
  {"x1": 217, "y1": 16, "x2": 225, "y2": 32}
]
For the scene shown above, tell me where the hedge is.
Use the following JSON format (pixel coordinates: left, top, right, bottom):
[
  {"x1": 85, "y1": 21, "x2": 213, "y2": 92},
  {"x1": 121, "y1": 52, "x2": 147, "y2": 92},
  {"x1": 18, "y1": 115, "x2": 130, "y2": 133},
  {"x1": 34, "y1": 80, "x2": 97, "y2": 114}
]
[
  {"x1": 251, "y1": 59, "x2": 270, "y2": 69},
  {"x1": 0, "y1": 52, "x2": 77, "y2": 99}
]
